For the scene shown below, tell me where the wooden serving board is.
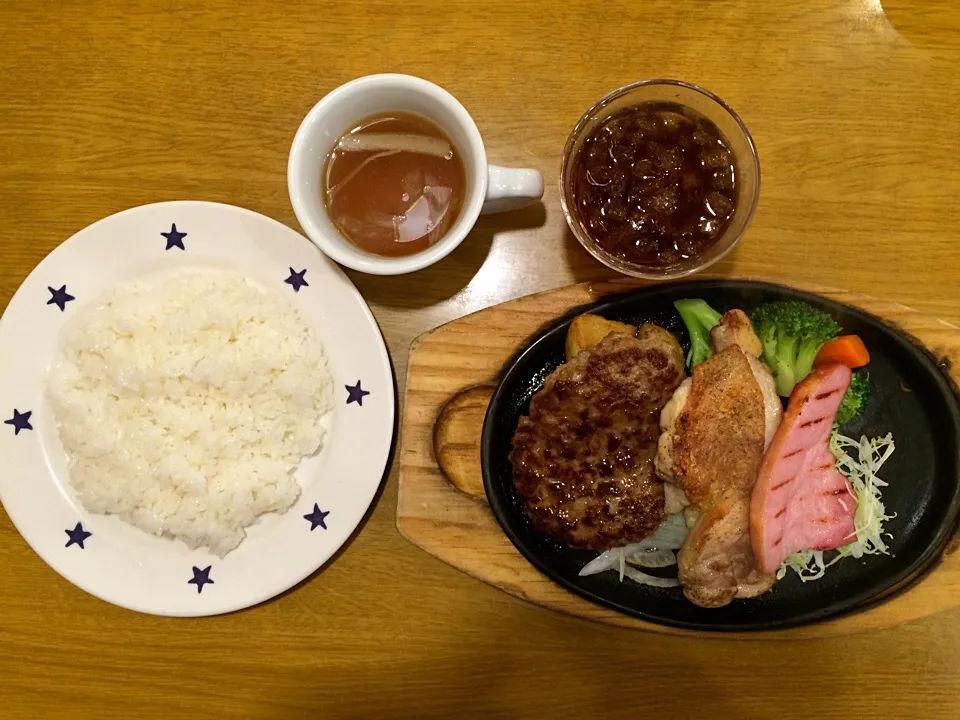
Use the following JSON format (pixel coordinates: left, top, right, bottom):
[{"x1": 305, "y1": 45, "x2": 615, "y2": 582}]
[{"x1": 396, "y1": 276, "x2": 960, "y2": 637}]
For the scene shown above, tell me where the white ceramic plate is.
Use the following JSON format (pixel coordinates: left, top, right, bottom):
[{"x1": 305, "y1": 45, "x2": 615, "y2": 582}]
[{"x1": 0, "y1": 201, "x2": 394, "y2": 616}]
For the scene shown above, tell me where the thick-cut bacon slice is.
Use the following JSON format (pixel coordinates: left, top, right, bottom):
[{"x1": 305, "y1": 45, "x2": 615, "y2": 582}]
[{"x1": 750, "y1": 364, "x2": 857, "y2": 574}]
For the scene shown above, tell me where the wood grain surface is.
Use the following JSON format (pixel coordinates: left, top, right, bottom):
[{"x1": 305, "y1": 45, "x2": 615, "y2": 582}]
[
  {"x1": 399, "y1": 277, "x2": 960, "y2": 637},
  {"x1": 1, "y1": 1, "x2": 959, "y2": 718}
]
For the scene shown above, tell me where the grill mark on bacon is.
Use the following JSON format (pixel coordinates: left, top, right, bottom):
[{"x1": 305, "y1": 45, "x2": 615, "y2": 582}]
[
  {"x1": 814, "y1": 388, "x2": 843, "y2": 401},
  {"x1": 771, "y1": 476, "x2": 796, "y2": 492}
]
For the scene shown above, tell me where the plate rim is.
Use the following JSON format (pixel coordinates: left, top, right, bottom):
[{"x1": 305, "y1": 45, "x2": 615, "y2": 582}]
[
  {"x1": 0, "y1": 200, "x2": 396, "y2": 616},
  {"x1": 480, "y1": 278, "x2": 960, "y2": 632}
]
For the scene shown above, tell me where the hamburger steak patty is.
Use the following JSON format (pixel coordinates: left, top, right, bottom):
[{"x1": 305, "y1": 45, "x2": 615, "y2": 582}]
[{"x1": 510, "y1": 326, "x2": 686, "y2": 549}]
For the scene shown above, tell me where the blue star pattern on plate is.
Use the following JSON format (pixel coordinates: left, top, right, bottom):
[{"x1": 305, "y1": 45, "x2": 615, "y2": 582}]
[
  {"x1": 47, "y1": 285, "x2": 75, "y2": 312},
  {"x1": 4, "y1": 409, "x2": 33, "y2": 435},
  {"x1": 161, "y1": 223, "x2": 187, "y2": 250},
  {"x1": 284, "y1": 267, "x2": 309, "y2": 292},
  {"x1": 64, "y1": 522, "x2": 92, "y2": 549},
  {"x1": 345, "y1": 380, "x2": 370, "y2": 406},
  {"x1": 188, "y1": 566, "x2": 214, "y2": 593},
  {"x1": 303, "y1": 503, "x2": 330, "y2": 531}
]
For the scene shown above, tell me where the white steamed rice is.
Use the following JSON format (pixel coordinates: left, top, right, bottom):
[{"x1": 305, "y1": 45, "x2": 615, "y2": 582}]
[{"x1": 47, "y1": 268, "x2": 332, "y2": 556}]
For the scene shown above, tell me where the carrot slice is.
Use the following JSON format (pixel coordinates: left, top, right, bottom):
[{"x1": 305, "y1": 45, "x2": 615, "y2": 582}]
[{"x1": 814, "y1": 335, "x2": 870, "y2": 368}]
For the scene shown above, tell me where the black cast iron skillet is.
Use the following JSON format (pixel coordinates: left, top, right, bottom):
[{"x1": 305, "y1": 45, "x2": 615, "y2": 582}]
[{"x1": 480, "y1": 280, "x2": 960, "y2": 631}]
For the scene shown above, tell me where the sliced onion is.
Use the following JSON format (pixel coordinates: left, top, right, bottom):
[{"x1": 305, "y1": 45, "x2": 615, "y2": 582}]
[
  {"x1": 622, "y1": 567, "x2": 681, "y2": 588},
  {"x1": 579, "y1": 547, "x2": 626, "y2": 577},
  {"x1": 635, "y1": 513, "x2": 689, "y2": 551},
  {"x1": 578, "y1": 514, "x2": 689, "y2": 583},
  {"x1": 625, "y1": 548, "x2": 677, "y2": 568}
]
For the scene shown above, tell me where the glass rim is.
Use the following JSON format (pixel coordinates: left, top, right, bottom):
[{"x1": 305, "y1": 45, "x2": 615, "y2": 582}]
[{"x1": 559, "y1": 79, "x2": 761, "y2": 281}]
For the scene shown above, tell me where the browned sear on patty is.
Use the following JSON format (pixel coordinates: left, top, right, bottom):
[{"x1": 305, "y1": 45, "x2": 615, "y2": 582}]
[{"x1": 510, "y1": 326, "x2": 686, "y2": 549}]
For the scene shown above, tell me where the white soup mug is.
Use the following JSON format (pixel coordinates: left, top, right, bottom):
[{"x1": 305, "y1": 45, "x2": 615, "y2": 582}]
[{"x1": 288, "y1": 74, "x2": 544, "y2": 275}]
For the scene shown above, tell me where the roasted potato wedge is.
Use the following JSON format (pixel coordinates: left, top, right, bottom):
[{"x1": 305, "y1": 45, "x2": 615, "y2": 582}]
[{"x1": 565, "y1": 314, "x2": 637, "y2": 361}]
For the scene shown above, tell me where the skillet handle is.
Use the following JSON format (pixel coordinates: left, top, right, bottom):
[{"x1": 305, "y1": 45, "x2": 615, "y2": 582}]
[{"x1": 433, "y1": 385, "x2": 494, "y2": 500}]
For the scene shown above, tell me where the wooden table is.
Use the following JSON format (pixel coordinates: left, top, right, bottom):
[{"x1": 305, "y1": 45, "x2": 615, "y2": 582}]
[{"x1": 2, "y1": 1, "x2": 958, "y2": 717}]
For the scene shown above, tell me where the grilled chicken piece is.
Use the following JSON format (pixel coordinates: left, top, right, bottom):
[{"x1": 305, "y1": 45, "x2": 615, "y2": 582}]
[
  {"x1": 655, "y1": 377, "x2": 690, "y2": 490},
  {"x1": 751, "y1": 364, "x2": 857, "y2": 573},
  {"x1": 666, "y1": 347, "x2": 776, "y2": 607},
  {"x1": 510, "y1": 326, "x2": 685, "y2": 549},
  {"x1": 747, "y1": 355, "x2": 782, "y2": 449},
  {"x1": 656, "y1": 311, "x2": 781, "y2": 488},
  {"x1": 710, "y1": 309, "x2": 763, "y2": 358},
  {"x1": 680, "y1": 492, "x2": 777, "y2": 607},
  {"x1": 713, "y1": 310, "x2": 782, "y2": 447},
  {"x1": 656, "y1": 309, "x2": 781, "y2": 608},
  {"x1": 665, "y1": 348, "x2": 766, "y2": 504}
]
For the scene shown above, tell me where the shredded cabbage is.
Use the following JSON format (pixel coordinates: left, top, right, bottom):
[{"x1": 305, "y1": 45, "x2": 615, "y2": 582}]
[{"x1": 778, "y1": 430, "x2": 896, "y2": 582}]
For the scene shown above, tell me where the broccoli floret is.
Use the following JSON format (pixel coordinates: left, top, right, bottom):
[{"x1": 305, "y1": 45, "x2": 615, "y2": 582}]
[
  {"x1": 836, "y1": 371, "x2": 869, "y2": 425},
  {"x1": 674, "y1": 299, "x2": 723, "y2": 369},
  {"x1": 751, "y1": 301, "x2": 841, "y2": 397}
]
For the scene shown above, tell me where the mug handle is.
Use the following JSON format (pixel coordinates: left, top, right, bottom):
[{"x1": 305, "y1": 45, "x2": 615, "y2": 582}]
[{"x1": 481, "y1": 165, "x2": 544, "y2": 215}]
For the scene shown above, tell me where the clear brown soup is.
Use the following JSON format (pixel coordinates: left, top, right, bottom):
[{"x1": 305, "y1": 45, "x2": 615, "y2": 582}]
[
  {"x1": 323, "y1": 112, "x2": 466, "y2": 258},
  {"x1": 572, "y1": 102, "x2": 739, "y2": 267}
]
